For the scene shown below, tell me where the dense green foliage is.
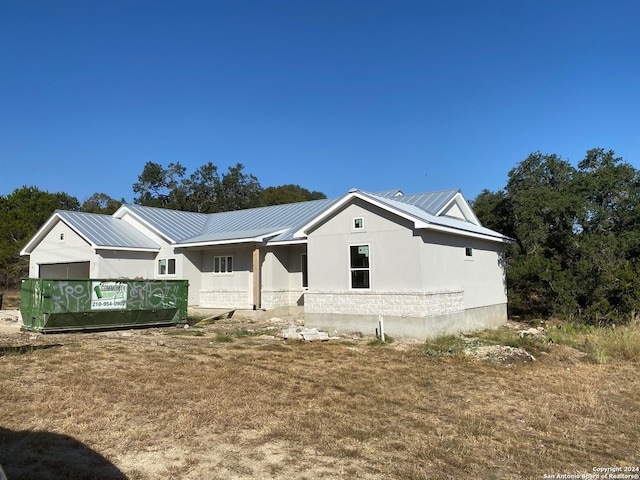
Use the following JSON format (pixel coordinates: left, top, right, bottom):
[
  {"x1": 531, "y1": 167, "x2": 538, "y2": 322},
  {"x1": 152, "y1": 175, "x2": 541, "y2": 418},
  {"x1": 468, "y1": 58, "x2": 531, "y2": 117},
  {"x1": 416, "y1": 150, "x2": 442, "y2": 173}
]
[
  {"x1": 474, "y1": 148, "x2": 640, "y2": 324},
  {"x1": 0, "y1": 187, "x2": 80, "y2": 289},
  {"x1": 0, "y1": 163, "x2": 324, "y2": 289},
  {"x1": 80, "y1": 193, "x2": 124, "y2": 214},
  {"x1": 261, "y1": 184, "x2": 327, "y2": 206},
  {"x1": 132, "y1": 161, "x2": 325, "y2": 212}
]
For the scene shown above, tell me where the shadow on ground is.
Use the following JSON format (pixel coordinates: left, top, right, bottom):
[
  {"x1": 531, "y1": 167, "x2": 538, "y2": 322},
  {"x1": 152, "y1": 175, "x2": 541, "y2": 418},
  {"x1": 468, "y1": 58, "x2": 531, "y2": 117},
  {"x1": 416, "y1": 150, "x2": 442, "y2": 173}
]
[
  {"x1": 0, "y1": 427, "x2": 127, "y2": 480},
  {"x1": 0, "y1": 344, "x2": 63, "y2": 356}
]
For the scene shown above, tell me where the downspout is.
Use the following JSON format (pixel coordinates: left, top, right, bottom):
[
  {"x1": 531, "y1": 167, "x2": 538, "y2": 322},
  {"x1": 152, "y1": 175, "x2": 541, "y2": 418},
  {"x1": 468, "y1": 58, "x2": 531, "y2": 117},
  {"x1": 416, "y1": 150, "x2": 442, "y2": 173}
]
[{"x1": 252, "y1": 245, "x2": 261, "y2": 309}]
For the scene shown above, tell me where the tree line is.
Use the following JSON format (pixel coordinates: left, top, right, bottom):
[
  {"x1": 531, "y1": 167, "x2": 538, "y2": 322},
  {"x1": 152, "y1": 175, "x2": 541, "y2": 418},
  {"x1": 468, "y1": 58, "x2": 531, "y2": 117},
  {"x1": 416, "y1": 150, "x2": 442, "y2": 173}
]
[
  {"x1": 0, "y1": 162, "x2": 324, "y2": 289},
  {"x1": 474, "y1": 148, "x2": 640, "y2": 324}
]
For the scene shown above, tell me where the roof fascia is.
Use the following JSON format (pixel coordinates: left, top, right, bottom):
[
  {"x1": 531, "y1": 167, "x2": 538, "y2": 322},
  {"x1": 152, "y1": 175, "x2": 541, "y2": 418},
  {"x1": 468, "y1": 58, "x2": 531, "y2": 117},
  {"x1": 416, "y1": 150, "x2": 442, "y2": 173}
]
[
  {"x1": 436, "y1": 191, "x2": 480, "y2": 225},
  {"x1": 266, "y1": 239, "x2": 308, "y2": 246},
  {"x1": 176, "y1": 229, "x2": 288, "y2": 249},
  {"x1": 294, "y1": 192, "x2": 429, "y2": 238},
  {"x1": 20, "y1": 213, "x2": 96, "y2": 255},
  {"x1": 95, "y1": 247, "x2": 160, "y2": 253},
  {"x1": 424, "y1": 222, "x2": 510, "y2": 243},
  {"x1": 177, "y1": 238, "x2": 264, "y2": 248}
]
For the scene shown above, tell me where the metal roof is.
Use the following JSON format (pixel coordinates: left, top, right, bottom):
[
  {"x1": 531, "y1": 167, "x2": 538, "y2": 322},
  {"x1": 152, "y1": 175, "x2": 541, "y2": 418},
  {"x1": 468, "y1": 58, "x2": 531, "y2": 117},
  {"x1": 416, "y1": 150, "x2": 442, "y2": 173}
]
[
  {"x1": 178, "y1": 199, "x2": 337, "y2": 243},
  {"x1": 56, "y1": 211, "x2": 161, "y2": 250},
  {"x1": 119, "y1": 204, "x2": 209, "y2": 243},
  {"x1": 115, "y1": 198, "x2": 341, "y2": 246},
  {"x1": 388, "y1": 190, "x2": 460, "y2": 215},
  {"x1": 372, "y1": 189, "x2": 404, "y2": 199},
  {"x1": 27, "y1": 188, "x2": 508, "y2": 255}
]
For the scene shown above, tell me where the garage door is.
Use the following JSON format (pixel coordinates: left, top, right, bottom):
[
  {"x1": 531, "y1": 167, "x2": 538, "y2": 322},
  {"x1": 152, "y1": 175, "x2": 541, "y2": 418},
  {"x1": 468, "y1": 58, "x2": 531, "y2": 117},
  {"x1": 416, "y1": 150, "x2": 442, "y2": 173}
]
[{"x1": 39, "y1": 262, "x2": 90, "y2": 279}]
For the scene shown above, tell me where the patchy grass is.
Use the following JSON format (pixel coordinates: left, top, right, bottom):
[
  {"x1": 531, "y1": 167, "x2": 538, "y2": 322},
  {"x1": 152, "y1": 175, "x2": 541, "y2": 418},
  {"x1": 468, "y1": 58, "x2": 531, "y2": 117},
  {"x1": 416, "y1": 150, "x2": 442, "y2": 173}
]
[
  {"x1": 0, "y1": 321, "x2": 639, "y2": 479},
  {"x1": 367, "y1": 334, "x2": 395, "y2": 346},
  {"x1": 422, "y1": 334, "x2": 469, "y2": 356}
]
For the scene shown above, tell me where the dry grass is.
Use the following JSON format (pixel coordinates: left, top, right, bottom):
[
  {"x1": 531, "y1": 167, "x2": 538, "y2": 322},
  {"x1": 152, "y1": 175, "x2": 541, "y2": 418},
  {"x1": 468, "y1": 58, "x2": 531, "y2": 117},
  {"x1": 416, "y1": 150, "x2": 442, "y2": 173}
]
[
  {"x1": 0, "y1": 289, "x2": 20, "y2": 309},
  {"x1": 1, "y1": 317, "x2": 639, "y2": 479}
]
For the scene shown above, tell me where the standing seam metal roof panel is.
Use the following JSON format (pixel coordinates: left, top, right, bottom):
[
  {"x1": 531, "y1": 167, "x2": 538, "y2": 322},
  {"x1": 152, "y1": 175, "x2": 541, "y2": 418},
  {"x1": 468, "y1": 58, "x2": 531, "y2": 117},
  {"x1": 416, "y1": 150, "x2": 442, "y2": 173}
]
[
  {"x1": 182, "y1": 198, "x2": 341, "y2": 244},
  {"x1": 57, "y1": 211, "x2": 161, "y2": 249},
  {"x1": 121, "y1": 204, "x2": 209, "y2": 242},
  {"x1": 388, "y1": 190, "x2": 460, "y2": 215}
]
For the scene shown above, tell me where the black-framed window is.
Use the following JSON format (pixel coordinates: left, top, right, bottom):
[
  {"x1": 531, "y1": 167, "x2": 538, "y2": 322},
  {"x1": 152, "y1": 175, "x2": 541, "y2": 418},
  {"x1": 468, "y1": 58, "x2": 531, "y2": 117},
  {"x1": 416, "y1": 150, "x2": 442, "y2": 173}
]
[{"x1": 350, "y1": 244, "x2": 370, "y2": 289}]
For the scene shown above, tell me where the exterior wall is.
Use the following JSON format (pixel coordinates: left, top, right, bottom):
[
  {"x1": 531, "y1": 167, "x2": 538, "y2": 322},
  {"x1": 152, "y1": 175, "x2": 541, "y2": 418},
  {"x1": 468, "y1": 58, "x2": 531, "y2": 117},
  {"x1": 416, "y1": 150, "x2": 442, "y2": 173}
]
[
  {"x1": 305, "y1": 304, "x2": 506, "y2": 340},
  {"x1": 418, "y1": 231, "x2": 507, "y2": 309},
  {"x1": 28, "y1": 220, "x2": 97, "y2": 278},
  {"x1": 261, "y1": 244, "x2": 306, "y2": 309},
  {"x1": 95, "y1": 250, "x2": 156, "y2": 278},
  {"x1": 181, "y1": 249, "x2": 203, "y2": 306},
  {"x1": 304, "y1": 199, "x2": 507, "y2": 339},
  {"x1": 305, "y1": 289, "x2": 463, "y2": 318},
  {"x1": 196, "y1": 245, "x2": 254, "y2": 309},
  {"x1": 307, "y1": 199, "x2": 425, "y2": 292}
]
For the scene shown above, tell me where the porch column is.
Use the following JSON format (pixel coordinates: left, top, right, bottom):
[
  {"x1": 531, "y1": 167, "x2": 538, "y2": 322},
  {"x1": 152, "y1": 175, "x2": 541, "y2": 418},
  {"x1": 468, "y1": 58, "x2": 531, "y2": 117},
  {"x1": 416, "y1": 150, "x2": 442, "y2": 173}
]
[{"x1": 252, "y1": 245, "x2": 260, "y2": 309}]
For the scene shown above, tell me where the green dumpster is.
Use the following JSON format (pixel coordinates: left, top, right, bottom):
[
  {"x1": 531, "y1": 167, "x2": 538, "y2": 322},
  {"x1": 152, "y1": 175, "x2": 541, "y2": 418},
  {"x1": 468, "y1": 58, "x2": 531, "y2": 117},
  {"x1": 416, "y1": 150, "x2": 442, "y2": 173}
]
[{"x1": 20, "y1": 278, "x2": 189, "y2": 333}]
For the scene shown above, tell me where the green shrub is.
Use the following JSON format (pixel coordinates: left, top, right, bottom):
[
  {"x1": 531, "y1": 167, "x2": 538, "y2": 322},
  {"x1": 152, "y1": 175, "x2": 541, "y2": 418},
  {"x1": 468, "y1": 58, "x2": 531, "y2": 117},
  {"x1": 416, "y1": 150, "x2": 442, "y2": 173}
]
[{"x1": 421, "y1": 335, "x2": 467, "y2": 357}]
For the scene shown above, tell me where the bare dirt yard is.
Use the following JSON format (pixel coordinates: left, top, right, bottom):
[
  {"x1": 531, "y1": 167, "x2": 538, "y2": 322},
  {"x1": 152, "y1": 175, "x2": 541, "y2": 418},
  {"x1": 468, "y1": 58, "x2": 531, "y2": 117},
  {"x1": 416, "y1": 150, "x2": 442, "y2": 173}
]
[{"x1": 1, "y1": 302, "x2": 639, "y2": 479}]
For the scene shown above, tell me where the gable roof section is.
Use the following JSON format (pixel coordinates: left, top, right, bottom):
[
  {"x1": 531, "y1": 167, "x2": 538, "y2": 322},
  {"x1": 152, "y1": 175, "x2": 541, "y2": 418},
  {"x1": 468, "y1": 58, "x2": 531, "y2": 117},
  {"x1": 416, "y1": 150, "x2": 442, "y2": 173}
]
[
  {"x1": 391, "y1": 189, "x2": 457, "y2": 214},
  {"x1": 368, "y1": 191, "x2": 507, "y2": 241},
  {"x1": 294, "y1": 189, "x2": 510, "y2": 243},
  {"x1": 389, "y1": 190, "x2": 480, "y2": 224},
  {"x1": 114, "y1": 204, "x2": 209, "y2": 243},
  {"x1": 21, "y1": 211, "x2": 161, "y2": 255}
]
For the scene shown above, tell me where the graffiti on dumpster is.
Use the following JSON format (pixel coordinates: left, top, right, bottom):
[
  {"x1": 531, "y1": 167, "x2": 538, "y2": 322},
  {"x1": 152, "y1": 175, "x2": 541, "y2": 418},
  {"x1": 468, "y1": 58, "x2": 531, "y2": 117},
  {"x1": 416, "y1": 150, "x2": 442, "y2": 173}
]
[
  {"x1": 51, "y1": 281, "x2": 90, "y2": 312},
  {"x1": 48, "y1": 279, "x2": 184, "y2": 313},
  {"x1": 91, "y1": 281, "x2": 128, "y2": 310},
  {"x1": 128, "y1": 282, "x2": 178, "y2": 309}
]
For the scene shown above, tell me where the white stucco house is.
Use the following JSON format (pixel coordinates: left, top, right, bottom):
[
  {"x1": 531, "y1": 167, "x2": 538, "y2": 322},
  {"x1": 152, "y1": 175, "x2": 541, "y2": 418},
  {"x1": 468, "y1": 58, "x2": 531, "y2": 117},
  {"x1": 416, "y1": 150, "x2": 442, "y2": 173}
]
[{"x1": 20, "y1": 188, "x2": 511, "y2": 339}]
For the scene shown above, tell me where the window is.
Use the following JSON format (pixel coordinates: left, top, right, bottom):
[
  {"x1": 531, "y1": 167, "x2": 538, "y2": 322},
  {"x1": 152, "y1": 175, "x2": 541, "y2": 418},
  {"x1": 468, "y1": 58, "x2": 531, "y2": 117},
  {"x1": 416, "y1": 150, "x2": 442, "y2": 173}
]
[
  {"x1": 465, "y1": 247, "x2": 473, "y2": 257},
  {"x1": 158, "y1": 258, "x2": 176, "y2": 275},
  {"x1": 350, "y1": 244, "x2": 370, "y2": 289},
  {"x1": 353, "y1": 217, "x2": 364, "y2": 230},
  {"x1": 214, "y1": 255, "x2": 233, "y2": 273},
  {"x1": 301, "y1": 253, "x2": 308, "y2": 288}
]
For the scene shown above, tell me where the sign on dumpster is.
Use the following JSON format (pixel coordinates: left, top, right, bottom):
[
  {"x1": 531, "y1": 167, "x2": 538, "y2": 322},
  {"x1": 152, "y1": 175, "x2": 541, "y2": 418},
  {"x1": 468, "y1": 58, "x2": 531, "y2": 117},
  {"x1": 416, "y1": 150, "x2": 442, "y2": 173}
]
[{"x1": 91, "y1": 281, "x2": 128, "y2": 310}]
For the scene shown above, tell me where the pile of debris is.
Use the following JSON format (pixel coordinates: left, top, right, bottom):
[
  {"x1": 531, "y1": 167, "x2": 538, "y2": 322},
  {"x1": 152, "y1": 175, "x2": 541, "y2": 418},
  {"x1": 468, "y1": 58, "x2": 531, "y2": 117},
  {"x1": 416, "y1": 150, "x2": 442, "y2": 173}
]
[
  {"x1": 281, "y1": 326, "x2": 334, "y2": 341},
  {"x1": 465, "y1": 344, "x2": 536, "y2": 364}
]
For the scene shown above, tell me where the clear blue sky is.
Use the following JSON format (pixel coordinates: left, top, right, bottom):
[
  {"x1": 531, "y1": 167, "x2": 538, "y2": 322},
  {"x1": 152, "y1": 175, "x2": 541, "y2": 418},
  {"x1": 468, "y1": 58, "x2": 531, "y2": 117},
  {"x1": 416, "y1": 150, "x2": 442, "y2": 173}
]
[{"x1": 2, "y1": 0, "x2": 639, "y2": 204}]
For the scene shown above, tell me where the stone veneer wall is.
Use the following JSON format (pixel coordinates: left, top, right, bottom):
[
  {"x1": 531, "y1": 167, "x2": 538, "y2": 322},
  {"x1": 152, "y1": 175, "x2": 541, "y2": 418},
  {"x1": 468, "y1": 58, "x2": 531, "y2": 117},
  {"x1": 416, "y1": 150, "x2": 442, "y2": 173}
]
[
  {"x1": 261, "y1": 289, "x2": 305, "y2": 309},
  {"x1": 304, "y1": 289, "x2": 464, "y2": 317},
  {"x1": 199, "y1": 289, "x2": 304, "y2": 310},
  {"x1": 199, "y1": 290, "x2": 251, "y2": 309}
]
